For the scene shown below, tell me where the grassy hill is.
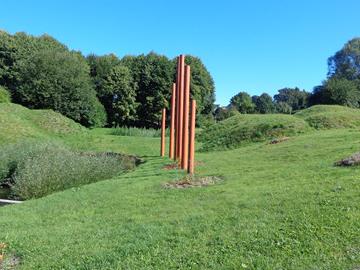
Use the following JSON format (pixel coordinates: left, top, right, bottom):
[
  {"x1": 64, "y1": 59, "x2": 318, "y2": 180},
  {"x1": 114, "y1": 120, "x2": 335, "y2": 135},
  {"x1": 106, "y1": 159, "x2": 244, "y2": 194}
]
[
  {"x1": 0, "y1": 103, "x2": 85, "y2": 145},
  {"x1": 295, "y1": 104, "x2": 360, "y2": 129},
  {"x1": 0, "y1": 104, "x2": 359, "y2": 269},
  {"x1": 199, "y1": 114, "x2": 310, "y2": 151}
]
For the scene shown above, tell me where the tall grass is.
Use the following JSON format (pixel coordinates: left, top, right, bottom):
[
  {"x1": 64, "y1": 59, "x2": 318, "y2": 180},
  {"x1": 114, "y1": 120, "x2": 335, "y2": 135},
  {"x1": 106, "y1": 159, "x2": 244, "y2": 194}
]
[
  {"x1": 0, "y1": 141, "x2": 138, "y2": 199},
  {"x1": 111, "y1": 127, "x2": 169, "y2": 137}
]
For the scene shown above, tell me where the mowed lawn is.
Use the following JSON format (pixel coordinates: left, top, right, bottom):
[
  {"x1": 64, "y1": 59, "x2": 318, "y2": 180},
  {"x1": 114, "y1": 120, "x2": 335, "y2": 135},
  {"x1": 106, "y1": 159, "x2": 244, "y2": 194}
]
[{"x1": 0, "y1": 129, "x2": 359, "y2": 269}]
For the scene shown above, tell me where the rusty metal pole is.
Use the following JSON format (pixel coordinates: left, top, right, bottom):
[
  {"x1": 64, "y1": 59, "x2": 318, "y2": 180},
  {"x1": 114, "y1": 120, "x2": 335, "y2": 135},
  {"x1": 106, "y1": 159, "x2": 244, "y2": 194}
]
[
  {"x1": 178, "y1": 55, "x2": 185, "y2": 164},
  {"x1": 181, "y1": 65, "x2": 190, "y2": 170},
  {"x1": 175, "y1": 56, "x2": 181, "y2": 160},
  {"x1": 188, "y1": 100, "x2": 196, "y2": 174},
  {"x1": 160, "y1": 108, "x2": 166, "y2": 157},
  {"x1": 169, "y1": 83, "x2": 176, "y2": 159}
]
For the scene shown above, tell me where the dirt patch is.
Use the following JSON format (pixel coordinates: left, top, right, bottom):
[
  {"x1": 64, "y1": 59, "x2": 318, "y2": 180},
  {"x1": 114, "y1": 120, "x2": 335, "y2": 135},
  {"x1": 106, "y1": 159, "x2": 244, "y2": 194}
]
[
  {"x1": 163, "y1": 175, "x2": 223, "y2": 189},
  {"x1": 335, "y1": 152, "x2": 360, "y2": 166},
  {"x1": 269, "y1": 137, "x2": 290, "y2": 144},
  {"x1": 162, "y1": 161, "x2": 204, "y2": 170}
]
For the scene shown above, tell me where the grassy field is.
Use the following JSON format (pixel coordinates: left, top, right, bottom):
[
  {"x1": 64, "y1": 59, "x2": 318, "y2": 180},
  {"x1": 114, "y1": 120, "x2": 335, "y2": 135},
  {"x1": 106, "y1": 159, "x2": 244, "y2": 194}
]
[{"x1": 0, "y1": 104, "x2": 359, "y2": 269}]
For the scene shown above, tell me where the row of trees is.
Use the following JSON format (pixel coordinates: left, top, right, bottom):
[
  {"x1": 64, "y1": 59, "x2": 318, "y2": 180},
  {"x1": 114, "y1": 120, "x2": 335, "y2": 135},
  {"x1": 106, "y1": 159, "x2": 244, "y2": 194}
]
[
  {"x1": 0, "y1": 31, "x2": 215, "y2": 128},
  {"x1": 216, "y1": 37, "x2": 360, "y2": 121}
]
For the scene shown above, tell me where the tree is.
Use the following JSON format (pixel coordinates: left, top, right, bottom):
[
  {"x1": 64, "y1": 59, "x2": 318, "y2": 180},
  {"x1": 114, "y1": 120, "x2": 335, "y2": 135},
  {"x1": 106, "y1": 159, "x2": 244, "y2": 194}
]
[
  {"x1": 102, "y1": 65, "x2": 137, "y2": 126},
  {"x1": 184, "y1": 56, "x2": 215, "y2": 115},
  {"x1": 214, "y1": 105, "x2": 238, "y2": 121},
  {"x1": 16, "y1": 49, "x2": 106, "y2": 127},
  {"x1": 323, "y1": 78, "x2": 360, "y2": 107},
  {"x1": 275, "y1": 102, "x2": 292, "y2": 114},
  {"x1": 254, "y1": 93, "x2": 275, "y2": 114},
  {"x1": 273, "y1": 87, "x2": 309, "y2": 112},
  {"x1": 229, "y1": 91, "x2": 255, "y2": 113},
  {"x1": 122, "y1": 53, "x2": 174, "y2": 128},
  {"x1": 328, "y1": 38, "x2": 360, "y2": 80}
]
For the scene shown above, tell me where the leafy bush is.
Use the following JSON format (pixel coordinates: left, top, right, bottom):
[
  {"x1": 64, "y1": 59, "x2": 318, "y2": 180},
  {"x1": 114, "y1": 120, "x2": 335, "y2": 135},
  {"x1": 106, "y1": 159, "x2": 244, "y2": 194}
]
[
  {"x1": 0, "y1": 86, "x2": 10, "y2": 103},
  {"x1": 111, "y1": 127, "x2": 169, "y2": 137},
  {"x1": 198, "y1": 114, "x2": 310, "y2": 151},
  {"x1": 0, "y1": 141, "x2": 138, "y2": 199},
  {"x1": 295, "y1": 105, "x2": 360, "y2": 129}
]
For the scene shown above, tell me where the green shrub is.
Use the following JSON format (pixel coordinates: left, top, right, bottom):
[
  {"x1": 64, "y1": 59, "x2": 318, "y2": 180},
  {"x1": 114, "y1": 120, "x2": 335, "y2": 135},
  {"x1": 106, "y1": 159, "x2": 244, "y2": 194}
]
[
  {"x1": 198, "y1": 114, "x2": 310, "y2": 151},
  {"x1": 0, "y1": 141, "x2": 138, "y2": 199},
  {"x1": 0, "y1": 86, "x2": 11, "y2": 103},
  {"x1": 111, "y1": 127, "x2": 169, "y2": 137}
]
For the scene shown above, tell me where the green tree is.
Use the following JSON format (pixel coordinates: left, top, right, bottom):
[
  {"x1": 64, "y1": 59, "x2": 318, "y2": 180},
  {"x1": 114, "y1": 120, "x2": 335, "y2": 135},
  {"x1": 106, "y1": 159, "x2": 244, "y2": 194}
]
[
  {"x1": 273, "y1": 87, "x2": 309, "y2": 112},
  {"x1": 229, "y1": 91, "x2": 255, "y2": 113},
  {"x1": 275, "y1": 102, "x2": 292, "y2": 114},
  {"x1": 122, "y1": 53, "x2": 174, "y2": 128},
  {"x1": 184, "y1": 56, "x2": 215, "y2": 115},
  {"x1": 255, "y1": 93, "x2": 275, "y2": 114},
  {"x1": 102, "y1": 65, "x2": 137, "y2": 126},
  {"x1": 0, "y1": 86, "x2": 11, "y2": 103},
  {"x1": 16, "y1": 50, "x2": 106, "y2": 127},
  {"x1": 323, "y1": 77, "x2": 360, "y2": 107},
  {"x1": 328, "y1": 38, "x2": 360, "y2": 80}
]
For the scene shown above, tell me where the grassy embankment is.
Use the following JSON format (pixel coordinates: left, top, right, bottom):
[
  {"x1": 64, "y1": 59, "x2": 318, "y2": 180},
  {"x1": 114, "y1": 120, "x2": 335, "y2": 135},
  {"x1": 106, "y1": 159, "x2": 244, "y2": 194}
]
[{"x1": 0, "y1": 103, "x2": 359, "y2": 269}]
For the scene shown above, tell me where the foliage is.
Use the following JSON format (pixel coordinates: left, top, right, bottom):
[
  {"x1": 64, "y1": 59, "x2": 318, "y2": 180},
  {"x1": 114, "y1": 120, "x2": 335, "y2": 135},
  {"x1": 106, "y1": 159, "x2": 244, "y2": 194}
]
[
  {"x1": 198, "y1": 113, "x2": 310, "y2": 151},
  {"x1": 229, "y1": 91, "x2": 255, "y2": 113},
  {"x1": 196, "y1": 113, "x2": 215, "y2": 128},
  {"x1": 0, "y1": 141, "x2": 137, "y2": 199},
  {"x1": 275, "y1": 101, "x2": 292, "y2": 114},
  {"x1": 273, "y1": 87, "x2": 309, "y2": 111},
  {"x1": 214, "y1": 105, "x2": 239, "y2": 121},
  {"x1": 0, "y1": 86, "x2": 10, "y2": 103},
  {"x1": 254, "y1": 93, "x2": 275, "y2": 113},
  {"x1": 121, "y1": 53, "x2": 174, "y2": 128},
  {"x1": 184, "y1": 56, "x2": 216, "y2": 115},
  {"x1": 111, "y1": 126, "x2": 169, "y2": 137},
  {"x1": 295, "y1": 104, "x2": 360, "y2": 129},
  {"x1": 328, "y1": 37, "x2": 360, "y2": 80}
]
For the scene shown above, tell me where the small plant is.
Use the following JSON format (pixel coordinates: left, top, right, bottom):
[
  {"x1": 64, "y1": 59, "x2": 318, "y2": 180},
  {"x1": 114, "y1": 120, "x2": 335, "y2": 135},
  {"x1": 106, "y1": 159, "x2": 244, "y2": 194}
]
[{"x1": 111, "y1": 127, "x2": 169, "y2": 137}]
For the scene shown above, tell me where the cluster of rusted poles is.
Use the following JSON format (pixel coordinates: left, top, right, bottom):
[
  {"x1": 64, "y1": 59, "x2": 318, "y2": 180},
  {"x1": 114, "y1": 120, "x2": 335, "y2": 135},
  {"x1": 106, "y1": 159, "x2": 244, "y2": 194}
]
[{"x1": 160, "y1": 54, "x2": 196, "y2": 174}]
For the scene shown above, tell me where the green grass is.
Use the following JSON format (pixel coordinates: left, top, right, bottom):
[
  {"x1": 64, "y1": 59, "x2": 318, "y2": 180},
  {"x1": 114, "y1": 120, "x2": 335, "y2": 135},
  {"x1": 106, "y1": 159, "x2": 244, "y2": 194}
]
[
  {"x1": 0, "y1": 103, "x2": 85, "y2": 145},
  {"x1": 295, "y1": 104, "x2": 360, "y2": 129},
  {"x1": 199, "y1": 113, "x2": 310, "y2": 151},
  {"x1": 0, "y1": 104, "x2": 359, "y2": 269}
]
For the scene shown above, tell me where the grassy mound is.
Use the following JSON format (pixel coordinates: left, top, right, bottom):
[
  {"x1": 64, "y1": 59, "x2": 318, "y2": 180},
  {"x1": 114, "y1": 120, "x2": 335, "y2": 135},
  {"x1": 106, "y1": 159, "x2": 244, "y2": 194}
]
[
  {"x1": 199, "y1": 114, "x2": 310, "y2": 151},
  {"x1": 295, "y1": 105, "x2": 360, "y2": 129},
  {"x1": 0, "y1": 103, "x2": 85, "y2": 144}
]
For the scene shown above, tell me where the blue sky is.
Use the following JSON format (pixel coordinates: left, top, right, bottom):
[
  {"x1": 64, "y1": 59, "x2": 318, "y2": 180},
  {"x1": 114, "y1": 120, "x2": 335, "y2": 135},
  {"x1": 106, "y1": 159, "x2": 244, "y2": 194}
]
[{"x1": 1, "y1": 0, "x2": 360, "y2": 105}]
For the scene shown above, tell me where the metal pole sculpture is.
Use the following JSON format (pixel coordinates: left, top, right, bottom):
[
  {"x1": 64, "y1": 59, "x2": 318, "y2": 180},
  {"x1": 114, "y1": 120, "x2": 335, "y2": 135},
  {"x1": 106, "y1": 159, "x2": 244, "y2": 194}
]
[
  {"x1": 181, "y1": 65, "x2": 190, "y2": 170},
  {"x1": 160, "y1": 108, "x2": 166, "y2": 157},
  {"x1": 188, "y1": 100, "x2": 196, "y2": 174},
  {"x1": 177, "y1": 55, "x2": 185, "y2": 163},
  {"x1": 161, "y1": 54, "x2": 196, "y2": 175},
  {"x1": 169, "y1": 83, "x2": 176, "y2": 159}
]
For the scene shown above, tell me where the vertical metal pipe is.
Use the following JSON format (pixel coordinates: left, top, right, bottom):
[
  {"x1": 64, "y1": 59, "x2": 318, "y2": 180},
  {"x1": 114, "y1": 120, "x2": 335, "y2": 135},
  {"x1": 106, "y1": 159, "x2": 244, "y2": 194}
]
[
  {"x1": 181, "y1": 65, "x2": 190, "y2": 170},
  {"x1": 169, "y1": 83, "x2": 176, "y2": 159},
  {"x1": 175, "y1": 56, "x2": 181, "y2": 160},
  {"x1": 160, "y1": 108, "x2": 166, "y2": 157},
  {"x1": 188, "y1": 100, "x2": 196, "y2": 174},
  {"x1": 178, "y1": 55, "x2": 185, "y2": 164}
]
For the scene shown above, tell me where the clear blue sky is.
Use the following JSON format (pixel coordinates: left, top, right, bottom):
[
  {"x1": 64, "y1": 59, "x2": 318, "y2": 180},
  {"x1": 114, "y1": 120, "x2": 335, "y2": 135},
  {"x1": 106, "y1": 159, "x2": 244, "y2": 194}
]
[{"x1": 1, "y1": 0, "x2": 360, "y2": 105}]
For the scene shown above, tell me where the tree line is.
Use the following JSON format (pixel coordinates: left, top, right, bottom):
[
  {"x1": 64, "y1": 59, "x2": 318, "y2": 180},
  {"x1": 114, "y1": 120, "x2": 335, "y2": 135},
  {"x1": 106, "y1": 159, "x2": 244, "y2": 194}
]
[
  {"x1": 0, "y1": 31, "x2": 215, "y2": 128},
  {"x1": 215, "y1": 37, "x2": 360, "y2": 121}
]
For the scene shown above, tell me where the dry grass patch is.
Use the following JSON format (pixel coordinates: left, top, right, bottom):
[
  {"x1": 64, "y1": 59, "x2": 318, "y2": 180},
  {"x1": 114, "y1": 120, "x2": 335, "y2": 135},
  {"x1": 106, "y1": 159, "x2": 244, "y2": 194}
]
[{"x1": 163, "y1": 175, "x2": 223, "y2": 189}]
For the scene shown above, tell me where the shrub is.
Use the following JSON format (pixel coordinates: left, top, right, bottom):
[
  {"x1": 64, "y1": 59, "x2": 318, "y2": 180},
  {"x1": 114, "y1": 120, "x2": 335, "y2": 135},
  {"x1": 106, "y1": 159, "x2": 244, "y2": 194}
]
[
  {"x1": 0, "y1": 141, "x2": 138, "y2": 199},
  {"x1": 111, "y1": 127, "x2": 169, "y2": 137},
  {"x1": 0, "y1": 86, "x2": 10, "y2": 103}
]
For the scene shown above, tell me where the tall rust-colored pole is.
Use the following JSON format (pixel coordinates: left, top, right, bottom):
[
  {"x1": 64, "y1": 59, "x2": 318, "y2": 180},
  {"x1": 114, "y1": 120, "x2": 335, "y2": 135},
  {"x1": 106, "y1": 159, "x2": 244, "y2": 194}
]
[
  {"x1": 160, "y1": 108, "x2": 166, "y2": 157},
  {"x1": 181, "y1": 65, "x2": 191, "y2": 170},
  {"x1": 178, "y1": 55, "x2": 185, "y2": 163},
  {"x1": 188, "y1": 100, "x2": 196, "y2": 174},
  {"x1": 175, "y1": 57, "x2": 181, "y2": 160},
  {"x1": 169, "y1": 83, "x2": 176, "y2": 159}
]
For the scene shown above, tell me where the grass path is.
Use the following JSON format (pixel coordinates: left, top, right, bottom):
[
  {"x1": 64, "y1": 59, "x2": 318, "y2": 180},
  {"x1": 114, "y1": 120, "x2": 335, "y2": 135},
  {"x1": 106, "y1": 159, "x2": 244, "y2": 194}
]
[{"x1": 0, "y1": 129, "x2": 359, "y2": 269}]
